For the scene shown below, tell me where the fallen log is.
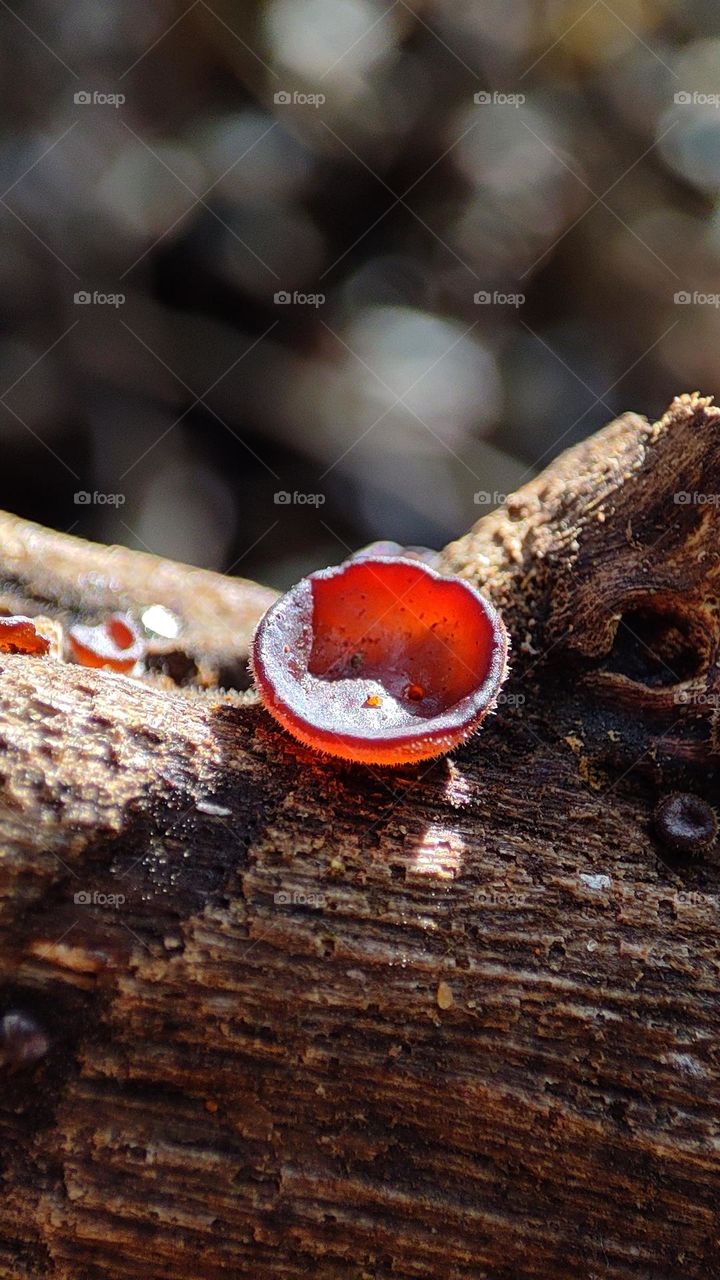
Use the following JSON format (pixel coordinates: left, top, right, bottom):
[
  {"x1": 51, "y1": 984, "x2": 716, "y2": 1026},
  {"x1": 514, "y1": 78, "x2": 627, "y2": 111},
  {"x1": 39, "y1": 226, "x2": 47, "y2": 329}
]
[{"x1": 1, "y1": 393, "x2": 719, "y2": 1280}]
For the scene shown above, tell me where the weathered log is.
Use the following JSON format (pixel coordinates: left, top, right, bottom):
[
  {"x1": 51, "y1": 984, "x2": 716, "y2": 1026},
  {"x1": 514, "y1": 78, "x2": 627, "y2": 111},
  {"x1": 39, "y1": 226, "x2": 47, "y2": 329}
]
[{"x1": 1, "y1": 393, "x2": 719, "y2": 1280}]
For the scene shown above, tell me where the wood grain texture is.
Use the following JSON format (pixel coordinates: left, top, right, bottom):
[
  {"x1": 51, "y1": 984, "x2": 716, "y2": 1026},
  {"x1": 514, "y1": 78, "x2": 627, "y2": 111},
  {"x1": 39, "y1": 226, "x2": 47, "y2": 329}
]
[{"x1": 1, "y1": 395, "x2": 719, "y2": 1280}]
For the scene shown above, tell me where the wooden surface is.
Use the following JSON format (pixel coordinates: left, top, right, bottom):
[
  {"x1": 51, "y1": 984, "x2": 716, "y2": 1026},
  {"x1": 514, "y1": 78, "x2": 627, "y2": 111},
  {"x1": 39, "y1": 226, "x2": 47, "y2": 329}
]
[{"x1": 1, "y1": 394, "x2": 719, "y2": 1279}]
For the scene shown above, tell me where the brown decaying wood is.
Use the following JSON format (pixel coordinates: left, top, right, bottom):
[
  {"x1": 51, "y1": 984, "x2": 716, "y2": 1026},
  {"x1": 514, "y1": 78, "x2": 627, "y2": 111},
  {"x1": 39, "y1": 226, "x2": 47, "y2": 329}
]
[{"x1": 1, "y1": 393, "x2": 719, "y2": 1280}]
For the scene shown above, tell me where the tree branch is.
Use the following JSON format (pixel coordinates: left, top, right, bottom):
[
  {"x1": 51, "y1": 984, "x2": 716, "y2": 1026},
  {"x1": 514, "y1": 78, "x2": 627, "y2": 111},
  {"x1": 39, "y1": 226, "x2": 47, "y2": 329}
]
[{"x1": 1, "y1": 394, "x2": 719, "y2": 1280}]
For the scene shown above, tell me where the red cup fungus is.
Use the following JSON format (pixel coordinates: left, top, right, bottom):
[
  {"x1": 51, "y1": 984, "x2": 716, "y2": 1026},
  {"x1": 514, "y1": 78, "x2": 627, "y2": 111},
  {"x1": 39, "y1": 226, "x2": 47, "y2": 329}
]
[
  {"x1": 68, "y1": 613, "x2": 144, "y2": 673},
  {"x1": 251, "y1": 556, "x2": 509, "y2": 765},
  {"x1": 0, "y1": 615, "x2": 50, "y2": 656}
]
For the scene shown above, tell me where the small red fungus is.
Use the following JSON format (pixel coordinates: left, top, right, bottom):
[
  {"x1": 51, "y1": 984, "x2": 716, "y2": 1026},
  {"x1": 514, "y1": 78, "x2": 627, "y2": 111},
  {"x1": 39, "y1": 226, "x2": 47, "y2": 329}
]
[
  {"x1": 0, "y1": 615, "x2": 50, "y2": 656},
  {"x1": 68, "y1": 613, "x2": 144, "y2": 673},
  {"x1": 251, "y1": 557, "x2": 509, "y2": 765}
]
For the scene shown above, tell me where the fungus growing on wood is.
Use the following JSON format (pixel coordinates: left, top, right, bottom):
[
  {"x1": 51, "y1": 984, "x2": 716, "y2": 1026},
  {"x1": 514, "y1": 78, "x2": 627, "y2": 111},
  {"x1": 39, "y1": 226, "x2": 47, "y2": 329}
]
[
  {"x1": 0, "y1": 1011, "x2": 49, "y2": 1069},
  {"x1": 68, "y1": 613, "x2": 144, "y2": 673},
  {"x1": 251, "y1": 556, "x2": 508, "y2": 765},
  {"x1": 653, "y1": 792, "x2": 717, "y2": 855},
  {"x1": 0, "y1": 615, "x2": 50, "y2": 656}
]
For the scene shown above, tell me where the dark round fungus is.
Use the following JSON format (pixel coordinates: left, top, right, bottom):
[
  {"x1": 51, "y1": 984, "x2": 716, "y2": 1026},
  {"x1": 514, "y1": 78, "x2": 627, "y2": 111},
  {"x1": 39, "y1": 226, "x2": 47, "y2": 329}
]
[
  {"x1": 68, "y1": 613, "x2": 145, "y2": 673},
  {"x1": 251, "y1": 556, "x2": 509, "y2": 765},
  {"x1": 653, "y1": 792, "x2": 718, "y2": 855},
  {"x1": 0, "y1": 1010, "x2": 49, "y2": 1069}
]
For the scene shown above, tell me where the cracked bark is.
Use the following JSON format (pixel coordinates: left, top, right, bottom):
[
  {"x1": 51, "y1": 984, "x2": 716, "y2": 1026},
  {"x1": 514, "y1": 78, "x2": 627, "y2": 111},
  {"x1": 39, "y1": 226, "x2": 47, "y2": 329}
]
[{"x1": 1, "y1": 393, "x2": 719, "y2": 1280}]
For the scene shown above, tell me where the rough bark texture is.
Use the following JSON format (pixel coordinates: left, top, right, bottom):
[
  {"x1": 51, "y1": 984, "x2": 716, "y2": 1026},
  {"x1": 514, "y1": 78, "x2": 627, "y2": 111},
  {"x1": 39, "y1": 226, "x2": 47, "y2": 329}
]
[{"x1": 1, "y1": 393, "x2": 720, "y2": 1280}]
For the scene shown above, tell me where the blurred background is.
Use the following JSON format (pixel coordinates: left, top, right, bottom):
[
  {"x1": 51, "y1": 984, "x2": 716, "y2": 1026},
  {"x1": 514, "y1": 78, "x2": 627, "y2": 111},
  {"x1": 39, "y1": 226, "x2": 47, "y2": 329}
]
[{"x1": 0, "y1": 0, "x2": 718, "y2": 587}]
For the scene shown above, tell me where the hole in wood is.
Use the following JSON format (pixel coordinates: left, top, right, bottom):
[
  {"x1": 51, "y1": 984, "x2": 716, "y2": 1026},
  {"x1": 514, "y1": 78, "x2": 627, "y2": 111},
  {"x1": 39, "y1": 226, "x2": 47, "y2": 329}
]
[{"x1": 604, "y1": 607, "x2": 704, "y2": 687}]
